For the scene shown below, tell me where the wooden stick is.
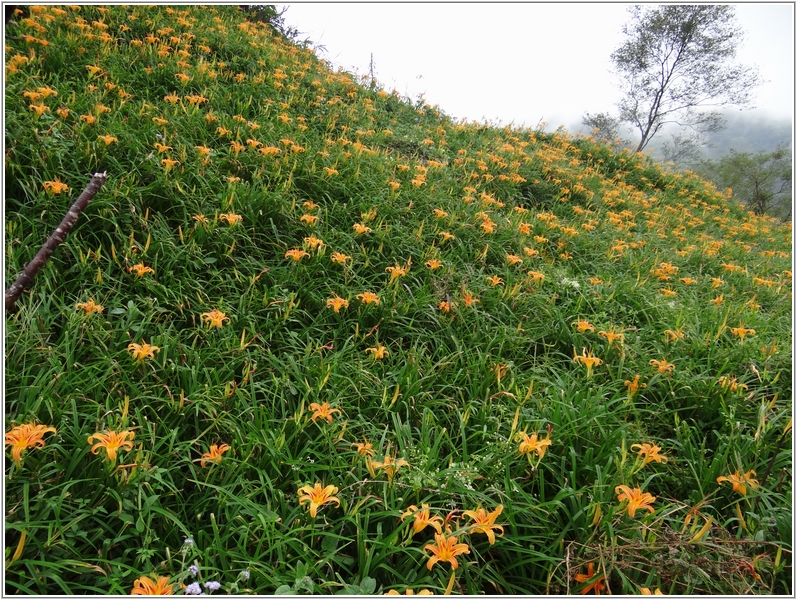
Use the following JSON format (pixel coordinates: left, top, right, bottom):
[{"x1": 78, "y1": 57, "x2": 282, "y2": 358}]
[{"x1": 5, "y1": 171, "x2": 108, "y2": 311}]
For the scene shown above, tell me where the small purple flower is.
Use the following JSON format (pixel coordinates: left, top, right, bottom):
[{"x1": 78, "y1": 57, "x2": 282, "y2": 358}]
[
  {"x1": 203, "y1": 581, "x2": 221, "y2": 592},
  {"x1": 188, "y1": 564, "x2": 199, "y2": 577},
  {"x1": 185, "y1": 582, "x2": 203, "y2": 595},
  {"x1": 239, "y1": 569, "x2": 250, "y2": 581}
]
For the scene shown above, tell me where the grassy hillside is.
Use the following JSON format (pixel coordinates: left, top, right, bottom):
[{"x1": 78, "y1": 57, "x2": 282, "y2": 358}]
[{"x1": 4, "y1": 5, "x2": 792, "y2": 595}]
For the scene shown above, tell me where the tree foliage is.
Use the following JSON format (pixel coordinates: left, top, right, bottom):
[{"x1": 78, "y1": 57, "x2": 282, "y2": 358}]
[
  {"x1": 239, "y1": 5, "x2": 304, "y2": 42},
  {"x1": 581, "y1": 112, "x2": 629, "y2": 149},
  {"x1": 699, "y1": 145, "x2": 792, "y2": 219},
  {"x1": 611, "y1": 5, "x2": 761, "y2": 152},
  {"x1": 659, "y1": 132, "x2": 705, "y2": 169}
]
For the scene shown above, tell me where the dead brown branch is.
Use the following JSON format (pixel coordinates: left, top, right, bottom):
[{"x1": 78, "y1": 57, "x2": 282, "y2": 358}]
[{"x1": 5, "y1": 171, "x2": 108, "y2": 312}]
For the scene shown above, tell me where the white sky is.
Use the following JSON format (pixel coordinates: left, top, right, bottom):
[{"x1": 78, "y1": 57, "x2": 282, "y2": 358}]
[{"x1": 279, "y1": 3, "x2": 794, "y2": 131}]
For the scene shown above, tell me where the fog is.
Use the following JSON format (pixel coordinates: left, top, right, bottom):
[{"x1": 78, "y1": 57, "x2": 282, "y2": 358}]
[{"x1": 568, "y1": 110, "x2": 792, "y2": 163}]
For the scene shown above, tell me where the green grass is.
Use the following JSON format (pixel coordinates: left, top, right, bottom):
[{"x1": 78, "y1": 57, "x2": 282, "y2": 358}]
[{"x1": 4, "y1": 5, "x2": 792, "y2": 595}]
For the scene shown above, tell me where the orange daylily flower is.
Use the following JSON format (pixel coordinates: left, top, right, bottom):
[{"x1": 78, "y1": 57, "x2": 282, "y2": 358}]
[
  {"x1": 88, "y1": 429, "x2": 135, "y2": 462},
  {"x1": 517, "y1": 430, "x2": 552, "y2": 460},
  {"x1": 480, "y1": 218, "x2": 496, "y2": 234},
  {"x1": 462, "y1": 504, "x2": 504, "y2": 545},
  {"x1": 630, "y1": 443, "x2": 668, "y2": 465},
  {"x1": 351, "y1": 441, "x2": 375, "y2": 458},
  {"x1": 326, "y1": 295, "x2": 349, "y2": 313},
  {"x1": 573, "y1": 348, "x2": 602, "y2": 377},
  {"x1": 572, "y1": 320, "x2": 595, "y2": 333},
  {"x1": 5, "y1": 422, "x2": 57, "y2": 464},
  {"x1": 128, "y1": 263, "x2": 155, "y2": 277},
  {"x1": 527, "y1": 270, "x2": 545, "y2": 284},
  {"x1": 300, "y1": 213, "x2": 319, "y2": 226},
  {"x1": 439, "y1": 231, "x2": 456, "y2": 243},
  {"x1": 43, "y1": 179, "x2": 69, "y2": 194},
  {"x1": 649, "y1": 358, "x2": 674, "y2": 374},
  {"x1": 461, "y1": 290, "x2": 479, "y2": 307},
  {"x1": 438, "y1": 300, "x2": 455, "y2": 313},
  {"x1": 97, "y1": 134, "x2": 118, "y2": 146},
  {"x1": 309, "y1": 402, "x2": 342, "y2": 423},
  {"x1": 401, "y1": 504, "x2": 444, "y2": 535},
  {"x1": 303, "y1": 235, "x2": 325, "y2": 249},
  {"x1": 717, "y1": 375, "x2": 748, "y2": 393},
  {"x1": 663, "y1": 327, "x2": 685, "y2": 343},
  {"x1": 598, "y1": 327, "x2": 624, "y2": 347},
  {"x1": 131, "y1": 575, "x2": 174, "y2": 595},
  {"x1": 369, "y1": 455, "x2": 409, "y2": 481},
  {"x1": 386, "y1": 263, "x2": 409, "y2": 283},
  {"x1": 298, "y1": 482, "x2": 340, "y2": 517},
  {"x1": 615, "y1": 485, "x2": 656, "y2": 518},
  {"x1": 200, "y1": 443, "x2": 230, "y2": 467},
  {"x1": 366, "y1": 344, "x2": 390, "y2": 360},
  {"x1": 331, "y1": 252, "x2": 351, "y2": 264},
  {"x1": 356, "y1": 291, "x2": 380, "y2": 306},
  {"x1": 730, "y1": 324, "x2": 756, "y2": 340},
  {"x1": 219, "y1": 212, "x2": 242, "y2": 226},
  {"x1": 717, "y1": 469, "x2": 758, "y2": 496},
  {"x1": 624, "y1": 375, "x2": 646, "y2": 398},
  {"x1": 423, "y1": 533, "x2": 470, "y2": 571},
  {"x1": 75, "y1": 298, "x2": 104, "y2": 314},
  {"x1": 425, "y1": 259, "x2": 443, "y2": 270},
  {"x1": 153, "y1": 142, "x2": 172, "y2": 154},
  {"x1": 285, "y1": 248, "x2": 310, "y2": 262},
  {"x1": 127, "y1": 340, "x2": 160, "y2": 362},
  {"x1": 29, "y1": 103, "x2": 49, "y2": 117},
  {"x1": 200, "y1": 309, "x2": 229, "y2": 328},
  {"x1": 574, "y1": 562, "x2": 606, "y2": 595}
]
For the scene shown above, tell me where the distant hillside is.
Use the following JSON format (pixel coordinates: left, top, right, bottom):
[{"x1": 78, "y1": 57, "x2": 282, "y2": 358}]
[
  {"x1": 5, "y1": 5, "x2": 792, "y2": 596},
  {"x1": 570, "y1": 111, "x2": 792, "y2": 162}
]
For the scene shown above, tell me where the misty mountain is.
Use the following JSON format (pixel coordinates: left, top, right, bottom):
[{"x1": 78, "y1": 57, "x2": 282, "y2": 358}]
[
  {"x1": 654, "y1": 112, "x2": 791, "y2": 161},
  {"x1": 568, "y1": 111, "x2": 792, "y2": 163}
]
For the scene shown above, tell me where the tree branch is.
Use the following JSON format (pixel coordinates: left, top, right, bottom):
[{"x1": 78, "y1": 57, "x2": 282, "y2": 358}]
[{"x1": 5, "y1": 171, "x2": 108, "y2": 311}]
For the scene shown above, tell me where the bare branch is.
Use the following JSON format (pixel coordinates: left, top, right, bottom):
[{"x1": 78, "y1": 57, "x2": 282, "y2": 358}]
[{"x1": 5, "y1": 172, "x2": 108, "y2": 311}]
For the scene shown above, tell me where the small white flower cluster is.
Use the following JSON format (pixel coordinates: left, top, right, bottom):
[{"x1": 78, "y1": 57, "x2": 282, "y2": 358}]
[
  {"x1": 560, "y1": 277, "x2": 581, "y2": 289},
  {"x1": 179, "y1": 538, "x2": 237, "y2": 596},
  {"x1": 184, "y1": 580, "x2": 221, "y2": 595},
  {"x1": 183, "y1": 563, "x2": 222, "y2": 596},
  {"x1": 436, "y1": 460, "x2": 481, "y2": 491}
]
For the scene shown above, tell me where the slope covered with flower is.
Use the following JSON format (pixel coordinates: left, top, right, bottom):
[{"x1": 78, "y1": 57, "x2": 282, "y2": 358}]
[{"x1": 4, "y1": 5, "x2": 792, "y2": 595}]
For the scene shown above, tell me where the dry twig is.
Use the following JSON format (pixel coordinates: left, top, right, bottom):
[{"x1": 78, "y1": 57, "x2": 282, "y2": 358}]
[{"x1": 5, "y1": 171, "x2": 108, "y2": 311}]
